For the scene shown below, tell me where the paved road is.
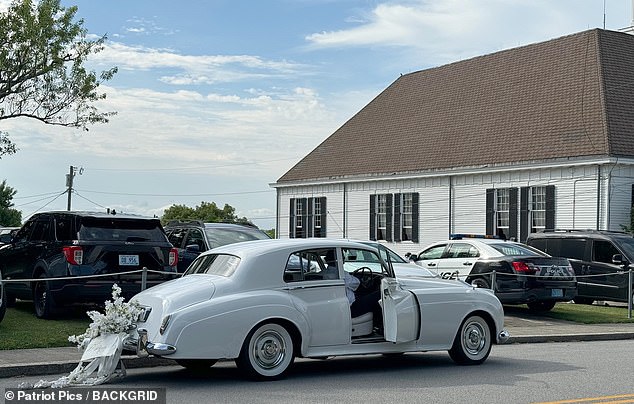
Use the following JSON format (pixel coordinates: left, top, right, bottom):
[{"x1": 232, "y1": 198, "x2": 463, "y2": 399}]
[{"x1": 2, "y1": 340, "x2": 633, "y2": 404}]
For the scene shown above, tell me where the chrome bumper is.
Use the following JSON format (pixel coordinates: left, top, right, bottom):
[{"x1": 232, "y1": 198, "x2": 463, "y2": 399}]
[
  {"x1": 497, "y1": 329, "x2": 510, "y2": 344},
  {"x1": 125, "y1": 328, "x2": 177, "y2": 357}
]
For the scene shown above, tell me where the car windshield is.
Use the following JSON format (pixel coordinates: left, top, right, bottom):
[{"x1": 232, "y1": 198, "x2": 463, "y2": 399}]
[
  {"x1": 184, "y1": 253, "x2": 241, "y2": 276},
  {"x1": 205, "y1": 227, "x2": 270, "y2": 249},
  {"x1": 489, "y1": 243, "x2": 547, "y2": 257},
  {"x1": 360, "y1": 242, "x2": 407, "y2": 263},
  {"x1": 78, "y1": 218, "x2": 167, "y2": 242},
  {"x1": 613, "y1": 235, "x2": 634, "y2": 259}
]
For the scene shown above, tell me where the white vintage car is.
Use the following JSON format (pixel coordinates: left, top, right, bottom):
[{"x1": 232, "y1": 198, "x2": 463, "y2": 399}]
[{"x1": 128, "y1": 239, "x2": 509, "y2": 380}]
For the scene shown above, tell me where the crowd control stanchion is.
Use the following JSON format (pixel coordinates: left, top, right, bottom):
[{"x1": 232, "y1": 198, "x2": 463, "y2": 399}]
[
  {"x1": 142, "y1": 267, "x2": 148, "y2": 291},
  {"x1": 491, "y1": 270, "x2": 497, "y2": 291},
  {"x1": 627, "y1": 268, "x2": 632, "y2": 319}
]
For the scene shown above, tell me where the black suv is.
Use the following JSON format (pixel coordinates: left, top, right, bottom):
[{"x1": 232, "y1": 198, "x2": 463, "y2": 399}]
[
  {"x1": 165, "y1": 220, "x2": 271, "y2": 272},
  {"x1": 526, "y1": 230, "x2": 634, "y2": 304},
  {"x1": 0, "y1": 211, "x2": 178, "y2": 318}
]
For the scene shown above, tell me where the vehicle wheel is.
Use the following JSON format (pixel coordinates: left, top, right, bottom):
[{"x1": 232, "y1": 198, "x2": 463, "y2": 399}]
[
  {"x1": 470, "y1": 278, "x2": 490, "y2": 289},
  {"x1": 573, "y1": 297, "x2": 594, "y2": 305},
  {"x1": 526, "y1": 301, "x2": 556, "y2": 312},
  {"x1": 175, "y1": 359, "x2": 218, "y2": 371},
  {"x1": 33, "y1": 274, "x2": 57, "y2": 319},
  {"x1": 236, "y1": 322, "x2": 295, "y2": 381},
  {"x1": 449, "y1": 315, "x2": 491, "y2": 365}
]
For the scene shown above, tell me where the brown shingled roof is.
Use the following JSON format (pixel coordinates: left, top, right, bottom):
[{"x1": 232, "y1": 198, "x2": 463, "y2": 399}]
[{"x1": 278, "y1": 29, "x2": 634, "y2": 184}]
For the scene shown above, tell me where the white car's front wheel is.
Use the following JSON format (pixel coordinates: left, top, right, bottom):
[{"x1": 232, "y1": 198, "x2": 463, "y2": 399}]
[
  {"x1": 449, "y1": 314, "x2": 491, "y2": 365},
  {"x1": 236, "y1": 322, "x2": 295, "y2": 380}
]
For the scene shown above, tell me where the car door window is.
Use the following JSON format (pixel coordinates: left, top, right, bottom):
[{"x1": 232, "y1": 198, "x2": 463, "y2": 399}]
[
  {"x1": 185, "y1": 229, "x2": 206, "y2": 251},
  {"x1": 418, "y1": 245, "x2": 446, "y2": 260},
  {"x1": 284, "y1": 248, "x2": 333, "y2": 282},
  {"x1": 54, "y1": 215, "x2": 75, "y2": 241},
  {"x1": 444, "y1": 243, "x2": 478, "y2": 258},
  {"x1": 593, "y1": 240, "x2": 620, "y2": 264},
  {"x1": 30, "y1": 219, "x2": 52, "y2": 242},
  {"x1": 167, "y1": 228, "x2": 186, "y2": 248}
]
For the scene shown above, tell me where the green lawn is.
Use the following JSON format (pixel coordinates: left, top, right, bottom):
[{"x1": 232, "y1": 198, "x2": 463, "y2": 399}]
[
  {"x1": 506, "y1": 302, "x2": 634, "y2": 324},
  {"x1": 0, "y1": 301, "x2": 90, "y2": 350},
  {"x1": 1, "y1": 300, "x2": 633, "y2": 350}
]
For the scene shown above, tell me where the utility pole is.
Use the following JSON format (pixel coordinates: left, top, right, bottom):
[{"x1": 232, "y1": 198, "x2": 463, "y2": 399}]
[{"x1": 66, "y1": 165, "x2": 75, "y2": 211}]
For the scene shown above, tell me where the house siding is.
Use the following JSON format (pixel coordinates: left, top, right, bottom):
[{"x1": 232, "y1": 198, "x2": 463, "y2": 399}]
[{"x1": 275, "y1": 162, "x2": 634, "y2": 254}]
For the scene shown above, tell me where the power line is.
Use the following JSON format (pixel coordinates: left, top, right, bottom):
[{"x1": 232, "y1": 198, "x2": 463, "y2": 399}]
[
  {"x1": 82, "y1": 158, "x2": 299, "y2": 172},
  {"x1": 74, "y1": 188, "x2": 276, "y2": 197}
]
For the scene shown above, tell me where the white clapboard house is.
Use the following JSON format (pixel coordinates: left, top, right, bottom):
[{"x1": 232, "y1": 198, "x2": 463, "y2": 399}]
[{"x1": 272, "y1": 29, "x2": 634, "y2": 255}]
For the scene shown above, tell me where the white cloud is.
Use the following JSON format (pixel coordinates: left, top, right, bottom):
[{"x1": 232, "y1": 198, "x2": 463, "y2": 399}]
[
  {"x1": 89, "y1": 42, "x2": 308, "y2": 85},
  {"x1": 305, "y1": 0, "x2": 615, "y2": 64}
]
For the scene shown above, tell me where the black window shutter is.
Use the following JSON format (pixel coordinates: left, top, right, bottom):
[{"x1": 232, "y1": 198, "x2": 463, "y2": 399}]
[
  {"x1": 386, "y1": 194, "x2": 393, "y2": 242},
  {"x1": 369, "y1": 195, "x2": 376, "y2": 241},
  {"x1": 393, "y1": 193, "x2": 402, "y2": 242},
  {"x1": 520, "y1": 187, "x2": 529, "y2": 242},
  {"x1": 307, "y1": 198, "x2": 313, "y2": 238},
  {"x1": 320, "y1": 197, "x2": 327, "y2": 237},
  {"x1": 485, "y1": 189, "x2": 495, "y2": 235},
  {"x1": 412, "y1": 193, "x2": 420, "y2": 243},
  {"x1": 509, "y1": 188, "x2": 518, "y2": 241},
  {"x1": 545, "y1": 185, "x2": 555, "y2": 230},
  {"x1": 289, "y1": 199, "x2": 295, "y2": 239},
  {"x1": 301, "y1": 198, "x2": 308, "y2": 238}
]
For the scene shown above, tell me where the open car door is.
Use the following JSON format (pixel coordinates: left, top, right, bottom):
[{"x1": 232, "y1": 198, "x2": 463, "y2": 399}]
[{"x1": 381, "y1": 277, "x2": 419, "y2": 343}]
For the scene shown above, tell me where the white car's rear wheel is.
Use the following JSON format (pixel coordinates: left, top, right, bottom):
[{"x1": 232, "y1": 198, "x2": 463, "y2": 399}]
[
  {"x1": 449, "y1": 315, "x2": 491, "y2": 365},
  {"x1": 236, "y1": 322, "x2": 295, "y2": 380}
]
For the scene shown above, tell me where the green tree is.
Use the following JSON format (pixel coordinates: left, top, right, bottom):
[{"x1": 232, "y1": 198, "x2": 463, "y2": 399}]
[
  {"x1": 161, "y1": 201, "x2": 252, "y2": 225},
  {"x1": 0, "y1": 179, "x2": 21, "y2": 226},
  {"x1": 620, "y1": 206, "x2": 634, "y2": 235},
  {"x1": 0, "y1": 0, "x2": 117, "y2": 157}
]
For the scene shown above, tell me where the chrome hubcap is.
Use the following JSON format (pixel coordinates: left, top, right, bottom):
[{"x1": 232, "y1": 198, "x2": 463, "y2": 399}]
[
  {"x1": 463, "y1": 321, "x2": 486, "y2": 355},
  {"x1": 253, "y1": 330, "x2": 286, "y2": 369}
]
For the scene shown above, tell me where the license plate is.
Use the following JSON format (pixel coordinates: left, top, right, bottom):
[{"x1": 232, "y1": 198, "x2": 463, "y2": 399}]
[
  {"x1": 119, "y1": 255, "x2": 139, "y2": 266},
  {"x1": 551, "y1": 288, "x2": 563, "y2": 297}
]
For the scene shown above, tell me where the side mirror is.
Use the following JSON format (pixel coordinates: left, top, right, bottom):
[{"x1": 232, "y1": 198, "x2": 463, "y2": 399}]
[
  {"x1": 185, "y1": 244, "x2": 201, "y2": 253},
  {"x1": 405, "y1": 252, "x2": 417, "y2": 262},
  {"x1": 612, "y1": 254, "x2": 628, "y2": 266}
]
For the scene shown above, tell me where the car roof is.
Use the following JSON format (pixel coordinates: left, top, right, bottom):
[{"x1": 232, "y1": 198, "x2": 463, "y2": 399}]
[
  {"x1": 527, "y1": 230, "x2": 633, "y2": 239},
  {"x1": 205, "y1": 238, "x2": 382, "y2": 257},
  {"x1": 29, "y1": 211, "x2": 158, "y2": 221},
  {"x1": 165, "y1": 220, "x2": 261, "y2": 230}
]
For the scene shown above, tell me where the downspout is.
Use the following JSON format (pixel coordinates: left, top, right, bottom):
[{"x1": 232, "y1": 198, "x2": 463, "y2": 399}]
[
  {"x1": 276, "y1": 188, "x2": 280, "y2": 238},
  {"x1": 343, "y1": 183, "x2": 347, "y2": 238},
  {"x1": 597, "y1": 164, "x2": 602, "y2": 230},
  {"x1": 448, "y1": 175, "x2": 453, "y2": 237}
]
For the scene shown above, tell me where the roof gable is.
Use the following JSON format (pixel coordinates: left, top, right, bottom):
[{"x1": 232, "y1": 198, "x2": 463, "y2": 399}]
[{"x1": 278, "y1": 29, "x2": 634, "y2": 184}]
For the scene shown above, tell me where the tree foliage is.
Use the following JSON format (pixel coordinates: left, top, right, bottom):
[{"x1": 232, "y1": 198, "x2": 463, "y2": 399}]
[
  {"x1": 0, "y1": 0, "x2": 117, "y2": 157},
  {"x1": 620, "y1": 206, "x2": 634, "y2": 235},
  {"x1": 161, "y1": 201, "x2": 252, "y2": 226},
  {"x1": 0, "y1": 179, "x2": 22, "y2": 226}
]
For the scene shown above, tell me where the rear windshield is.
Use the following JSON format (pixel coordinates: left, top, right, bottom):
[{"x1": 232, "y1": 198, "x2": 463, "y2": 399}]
[
  {"x1": 185, "y1": 254, "x2": 241, "y2": 277},
  {"x1": 78, "y1": 218, "x2": 167, "y2": 242},
  {"x1": 205, "y1": 227, "x2": 270, "y2": 249},
  {"x1": 489, "y1": 243, "x2": 547, "y2": 257}
]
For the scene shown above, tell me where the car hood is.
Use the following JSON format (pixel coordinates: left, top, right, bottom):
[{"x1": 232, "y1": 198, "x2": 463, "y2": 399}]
[{"x1": 132, "y1": 274, "x2": 218, "y2": 313}]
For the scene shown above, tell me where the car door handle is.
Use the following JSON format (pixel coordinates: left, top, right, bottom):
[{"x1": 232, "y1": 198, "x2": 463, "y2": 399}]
[
  {"x1": 427, "y1": 263, "x2": 436, "y2": 267},
  {"x1": 463, "y1": 262, "x2": 472, "y2": 266}
]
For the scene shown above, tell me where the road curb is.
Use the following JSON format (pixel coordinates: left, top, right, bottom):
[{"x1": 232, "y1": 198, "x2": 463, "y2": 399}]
[
  {"x1": 0, "y1": 356, "x2": 176, "y2": 379},
  {"x1": 508, "y1": 332, "x2": 634, "y2": 344}
]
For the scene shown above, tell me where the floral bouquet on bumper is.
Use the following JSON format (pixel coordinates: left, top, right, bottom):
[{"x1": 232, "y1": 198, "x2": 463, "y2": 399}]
[{"x1": 21, "y1": 284, "x2": 143, "y2": 388}]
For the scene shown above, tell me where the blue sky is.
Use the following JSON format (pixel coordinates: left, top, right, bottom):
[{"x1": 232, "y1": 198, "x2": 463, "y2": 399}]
[{"x1": 0, "y1": 0, "x2": 632, "y2": 230}]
